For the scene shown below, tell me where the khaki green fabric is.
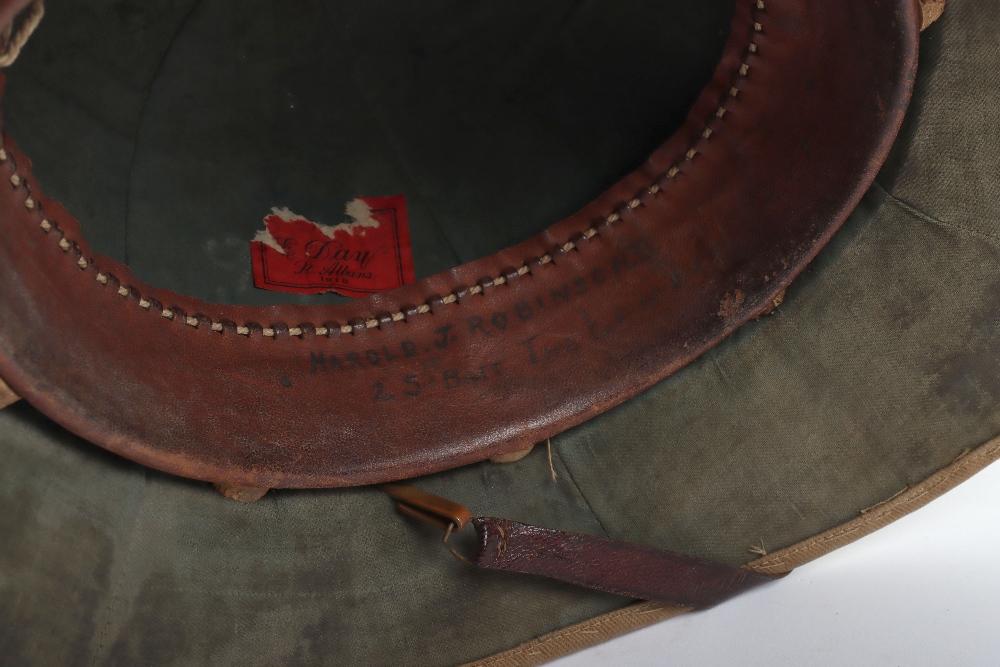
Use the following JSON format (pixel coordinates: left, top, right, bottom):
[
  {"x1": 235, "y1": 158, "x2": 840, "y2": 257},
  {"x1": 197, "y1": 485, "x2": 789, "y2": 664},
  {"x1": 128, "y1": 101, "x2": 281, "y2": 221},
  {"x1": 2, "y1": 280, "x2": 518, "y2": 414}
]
[{"x1": 1, "y1": 0, "x2": 997, "y2": 665}]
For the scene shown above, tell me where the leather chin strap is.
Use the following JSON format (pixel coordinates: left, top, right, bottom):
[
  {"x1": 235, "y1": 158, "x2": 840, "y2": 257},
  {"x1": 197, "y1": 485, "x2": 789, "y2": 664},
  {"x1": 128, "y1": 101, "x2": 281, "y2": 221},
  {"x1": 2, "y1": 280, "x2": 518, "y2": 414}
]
[{"x1": 382, "y1": 484, "x2": 779, "y2": 608}]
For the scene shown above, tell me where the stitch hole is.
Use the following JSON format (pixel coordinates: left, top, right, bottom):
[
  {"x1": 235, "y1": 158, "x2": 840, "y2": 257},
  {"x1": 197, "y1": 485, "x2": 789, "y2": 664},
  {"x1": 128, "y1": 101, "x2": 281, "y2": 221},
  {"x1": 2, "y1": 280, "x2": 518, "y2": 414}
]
[
  {"x1": 375, "y1": 312, "x2": 395, "y2": 327},
  {"x1": 596, "y1": 217, "x2": 614, "y2": 235},
  {"x1": 321, "y1": 321, "x2": 341, "y2": 336},
  {"x1": 636, "y1": 187, "x2": 658, "y2": 207},
  {"x1": 348, "y1": 318, "x2": 367, "y2": 333},
  {"x1": 400, "y1": 304, "x2": 420, "y2": 319},
  {"x1": 427, "y1": 294, "x2": 446, "y2": 313},
  {"x1": 453, "y1": 284, "x2": 472, "y2": 301},
  {"x1": 146, "y1": 297, "x2": 163, "y2": 314},
  {"x1": 524, "y1": 256, "x2": 544, "y2": 273},
  {"x1": 119, "y1": 285, "x2": 140, "y2": 301},
  {"x1": 218, "y1": 319, "x2": 237, "y2": 335},
  {"x1": 169, "y1": 306, "x2": 187, "y2": 325},
  {"x1": 295, "y1": 323, "x2": 315, "y2": 337},
  {"x1": 548, "y1": 244, "x2": 568, "y2": 263},
  {"x1": 502, "y1": 266, "x2": 521, "y2": 283},
  {"x1": 270, "y1": 322, "x2": 290, "y2": 337},
  {"x1": 245, "y1": 322, "x2": 264, "y2": 338}
]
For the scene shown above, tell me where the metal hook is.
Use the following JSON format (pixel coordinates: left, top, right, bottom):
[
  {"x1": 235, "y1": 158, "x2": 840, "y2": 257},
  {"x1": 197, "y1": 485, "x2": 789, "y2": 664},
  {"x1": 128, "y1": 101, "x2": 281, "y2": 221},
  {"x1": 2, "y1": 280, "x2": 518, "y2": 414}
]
[{"x1": 380, "y1": 483, "x2": 476, "y2": 564}]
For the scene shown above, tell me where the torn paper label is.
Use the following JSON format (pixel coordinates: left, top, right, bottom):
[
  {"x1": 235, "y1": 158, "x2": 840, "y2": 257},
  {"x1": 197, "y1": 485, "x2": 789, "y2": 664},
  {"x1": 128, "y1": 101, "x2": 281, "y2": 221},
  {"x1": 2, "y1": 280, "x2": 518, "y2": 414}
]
[{"x1": 250, "y1": 196, "x2": 414, "y2": 297}]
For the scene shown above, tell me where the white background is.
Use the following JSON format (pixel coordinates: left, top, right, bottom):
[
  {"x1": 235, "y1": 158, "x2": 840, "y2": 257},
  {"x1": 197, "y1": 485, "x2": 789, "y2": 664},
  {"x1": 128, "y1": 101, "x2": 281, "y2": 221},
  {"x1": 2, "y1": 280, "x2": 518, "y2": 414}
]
[{"x1": 553, "y1": 461, "x2": 1000, "y2": 667}]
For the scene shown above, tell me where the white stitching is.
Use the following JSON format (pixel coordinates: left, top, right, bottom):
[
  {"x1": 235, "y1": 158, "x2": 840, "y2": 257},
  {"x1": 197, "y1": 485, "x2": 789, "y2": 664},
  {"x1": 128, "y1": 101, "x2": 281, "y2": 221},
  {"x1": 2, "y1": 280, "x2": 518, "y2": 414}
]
[{"x1": 3, "y1": 0, "x2": 765, "y2": 341}]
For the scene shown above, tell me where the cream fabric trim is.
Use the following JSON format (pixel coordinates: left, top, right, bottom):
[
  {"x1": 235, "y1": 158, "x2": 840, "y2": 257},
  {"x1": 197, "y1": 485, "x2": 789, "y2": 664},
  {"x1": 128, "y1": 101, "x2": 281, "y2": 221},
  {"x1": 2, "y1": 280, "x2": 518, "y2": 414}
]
[
  {"x1": 0, "y1": 377, "x2": 20, "y2": 409},
  {"x1": 748, "y1": 434, "x2": 1000, "y2": 575},
  {"x1": 460, "y1": 602, "x2": 688, "y2": 667},
  {"x1": 920, "y1": 0, "x2": 946, "y2": 31},
  {"x1": 461, "y1": 431, "x2": 1000, "y2": 667}
]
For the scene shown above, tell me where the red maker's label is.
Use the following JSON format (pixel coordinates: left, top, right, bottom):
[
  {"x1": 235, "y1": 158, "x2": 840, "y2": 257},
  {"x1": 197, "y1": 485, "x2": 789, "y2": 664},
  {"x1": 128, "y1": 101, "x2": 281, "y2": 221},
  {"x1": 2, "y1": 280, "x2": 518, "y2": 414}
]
[{"x1": 250, "y1": 196, "x2": 414, "y2": 297}]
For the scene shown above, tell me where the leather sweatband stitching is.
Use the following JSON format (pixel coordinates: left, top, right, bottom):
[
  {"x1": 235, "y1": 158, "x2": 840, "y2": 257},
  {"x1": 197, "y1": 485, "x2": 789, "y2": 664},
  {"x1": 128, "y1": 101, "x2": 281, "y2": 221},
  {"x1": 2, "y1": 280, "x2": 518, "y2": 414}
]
[{"x1": 0, "y1": 0, "x2": 766, "y2": 341}]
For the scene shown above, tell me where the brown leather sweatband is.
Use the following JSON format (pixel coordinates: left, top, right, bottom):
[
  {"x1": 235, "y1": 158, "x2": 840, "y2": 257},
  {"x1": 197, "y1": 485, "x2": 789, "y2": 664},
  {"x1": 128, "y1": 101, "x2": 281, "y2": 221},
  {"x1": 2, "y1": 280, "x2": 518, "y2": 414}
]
[{"x1": 0, "y1": 0, "x2": 920, "y2": 488}]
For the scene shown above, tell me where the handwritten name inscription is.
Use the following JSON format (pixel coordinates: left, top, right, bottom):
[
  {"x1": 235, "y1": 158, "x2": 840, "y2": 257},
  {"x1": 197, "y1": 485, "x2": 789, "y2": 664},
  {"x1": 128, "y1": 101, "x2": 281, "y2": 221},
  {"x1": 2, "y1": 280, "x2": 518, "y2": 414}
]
[{"x1": 304, "y1": 238, "x2": 673, "y2": 402}]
